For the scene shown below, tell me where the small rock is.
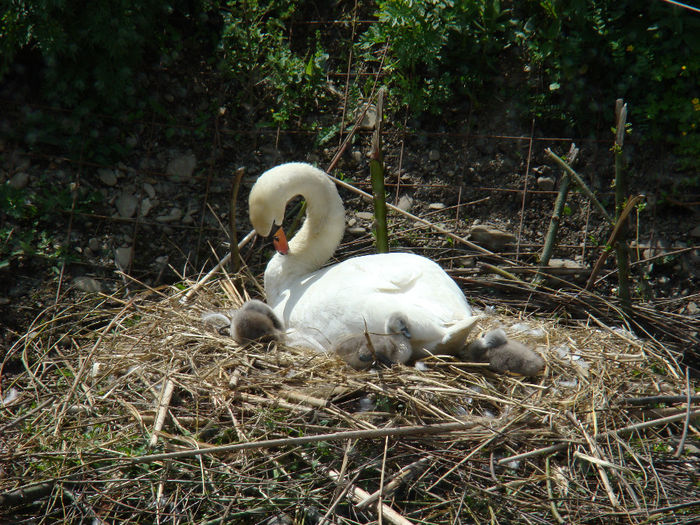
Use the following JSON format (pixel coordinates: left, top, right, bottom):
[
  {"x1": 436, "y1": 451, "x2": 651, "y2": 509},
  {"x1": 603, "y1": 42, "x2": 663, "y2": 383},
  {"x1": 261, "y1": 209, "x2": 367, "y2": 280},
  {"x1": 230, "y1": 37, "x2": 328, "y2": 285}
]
[
  {"x1": 115, "y1": 193, "x2": 139, "y2": 218},
  {"x1": 428, "y1": 149, "x2": 440, "y2": 161},
  {"x1": 143, "y1": 182, "x2": 156, "y2": 199},
  {"x1": 459, "y1": 256, "x2": 476, "y2": 268},
  {"x1": 115, "y1": 246, "x2": 133, "y2": 270},
  {"x1": 469, "y1": 224, "x2": 517, "y2": 251},
  {"x1": 359, "y1": 105, "x2": 377, "y2": 130},
  {"x1": 347, "y1": 218, "x2": 357, "y2": 227},
  {"x1": 356, "y1": 211, "x2": 374, "y2": 221},
  {"x1": 73, "y1": 276, "x2": 102, "y2": 293},
  {"x1": 429, "y1": 202, "x2": 446, "y2": 210},
  {"x1": 397, "y1": 194, "x2": 414, "y2": 213},
  {"x1": 98, "y1": 168, "x2": 118, "y2": 186},
  {"x1": 548, "y1": 258, "x2": 586, "y2": 270},
  {"x1": 642, "y1": 239, "x2": 670, "y2": 260},
  {"x1": 140, "y1": 197, "x2": 154, "y2": 217},
  {"x1": 88, "y1": 238, "x2": 101, "y2": 252},
  {"x1": 687, "y1": 302, "x2": 698, "y2": 315},
  {"x1": 537, "y1": 176, "x2": 556, "y2": 191},
  {"x1": 156, "y1": 207, "x2": 183, "y2": 223},
  {"x1": 347, "y1": 227, "x2": 366, "y2": 235},
  {"x1": 9, "y1": 172, "x2": 29, "y2": 189},
  {"x1": 351, "y1": 150, "x2": 363, "y2": 164},
  {"x1": 166, "y1": 153, "x2": 197, "y2": 181}
]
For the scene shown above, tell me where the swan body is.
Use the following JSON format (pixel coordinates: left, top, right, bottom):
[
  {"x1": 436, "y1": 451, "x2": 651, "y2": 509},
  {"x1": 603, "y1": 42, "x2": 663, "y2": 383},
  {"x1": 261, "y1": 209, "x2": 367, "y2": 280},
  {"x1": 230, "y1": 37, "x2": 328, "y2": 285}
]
[
  {"x1": 249, "y1": 162, "x2": 478, "y2": 354},
  {"x1": 333, "y1": 313, "x2": 413, "y2": 370}
]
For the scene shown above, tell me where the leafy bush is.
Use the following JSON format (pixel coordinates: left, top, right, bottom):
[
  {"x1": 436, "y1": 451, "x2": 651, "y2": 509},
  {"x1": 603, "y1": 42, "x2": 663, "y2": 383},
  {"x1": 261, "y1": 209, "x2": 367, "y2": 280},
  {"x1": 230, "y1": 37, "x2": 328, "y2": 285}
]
[
  {"x1": 0, "y1": 180, "x2": 102, "y2": 271},
  {"x1": 219, "y1": 0, "x2": 330, "y2": 125},
  {"x1": 520, "y1": 0, "x2": 700, "y2": 151},
  {"x1": 358, "y1": 0, "x2": 514, "y2": 114},
  {"x1": 1, "y1": 0, "x2": 181, "y2": 110}
]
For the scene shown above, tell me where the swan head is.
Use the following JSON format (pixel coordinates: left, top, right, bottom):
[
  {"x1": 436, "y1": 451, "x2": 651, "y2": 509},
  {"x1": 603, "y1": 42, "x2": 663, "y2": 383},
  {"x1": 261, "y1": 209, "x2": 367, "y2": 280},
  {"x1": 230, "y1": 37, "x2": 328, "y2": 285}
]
[{"x1": 249, "y1": 177, "x2": 288, "y2": 238}]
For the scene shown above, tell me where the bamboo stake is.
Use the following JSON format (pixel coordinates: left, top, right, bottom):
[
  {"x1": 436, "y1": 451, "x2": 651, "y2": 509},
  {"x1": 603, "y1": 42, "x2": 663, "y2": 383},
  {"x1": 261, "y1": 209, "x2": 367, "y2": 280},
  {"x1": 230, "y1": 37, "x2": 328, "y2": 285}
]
[
  {"x1": 370, "y1": 87, "x2": 389, "y2": 253},
  {"x1": 585, "y1": 195, "x2": 644, "y2": 291},
  {"x1": 228, "y1": 167, "x2": 246, "y2": 274},
  {"x1": 539, "y1": 144, "x2": 579, "y2": 268},
  {"x1": 613, "y1": 100, "x2": 631, "y2": 308},
  {"x1": 545, "y1": 148, "x2": 613, "y2": 224}
]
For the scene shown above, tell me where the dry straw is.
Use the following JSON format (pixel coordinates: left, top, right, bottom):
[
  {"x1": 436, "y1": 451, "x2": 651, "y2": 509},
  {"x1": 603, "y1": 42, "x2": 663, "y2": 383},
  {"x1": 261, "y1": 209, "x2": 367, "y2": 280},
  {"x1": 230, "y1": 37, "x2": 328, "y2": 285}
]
[{"x1": 1, "y1": 262, "x2": 698, "y2": 524}]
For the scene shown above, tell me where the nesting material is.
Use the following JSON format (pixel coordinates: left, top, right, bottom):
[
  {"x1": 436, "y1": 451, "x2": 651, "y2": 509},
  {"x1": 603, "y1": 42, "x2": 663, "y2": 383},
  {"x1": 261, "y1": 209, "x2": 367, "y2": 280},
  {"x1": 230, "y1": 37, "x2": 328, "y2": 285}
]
[{"x1": 1, "y1": 276, "x2": 697, "y2": 525}]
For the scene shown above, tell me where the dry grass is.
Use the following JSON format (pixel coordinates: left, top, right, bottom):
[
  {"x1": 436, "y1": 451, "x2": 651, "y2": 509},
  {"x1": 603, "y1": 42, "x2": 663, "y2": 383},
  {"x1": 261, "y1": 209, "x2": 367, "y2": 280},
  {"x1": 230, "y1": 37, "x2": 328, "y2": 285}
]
[{"x1": 2, "y1": 265, "x2": 698, "y2": 524}]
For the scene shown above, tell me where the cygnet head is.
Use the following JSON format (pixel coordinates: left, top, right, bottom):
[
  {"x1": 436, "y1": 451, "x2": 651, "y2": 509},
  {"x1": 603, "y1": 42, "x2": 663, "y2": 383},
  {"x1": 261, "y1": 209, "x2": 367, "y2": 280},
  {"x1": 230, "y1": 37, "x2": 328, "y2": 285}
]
[
  {"x1": 384, "y1": 313, "x2": 413, "y2": 364},
  {"x1": 230, "y1": 300, "x2": 284, "y2": 344},
  {"x1": 465, "y1": 328, "x2": 544, "y2": 376},
  {"x1": 241, "y1": 300, "x2": 284, "y2": 330},
  {"x1": 333, "y1": 313, "x2": 413, "y2": 370}
]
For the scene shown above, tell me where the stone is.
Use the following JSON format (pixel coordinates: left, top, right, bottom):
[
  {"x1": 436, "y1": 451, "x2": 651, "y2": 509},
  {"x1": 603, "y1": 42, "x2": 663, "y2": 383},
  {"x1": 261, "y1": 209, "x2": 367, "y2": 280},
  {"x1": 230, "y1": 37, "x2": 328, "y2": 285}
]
[
  {"x1": 548, "y1": 258, "x2": 585, "y2": 270},
  {"x1": 166, "y1": 153, "x2": 197, "y2": 181},
  {"x1": 9, "y1": 172, "x2": 29, "y2": 189},
  {"x1": 88, "y1": 238, "x2": 101, "y2": 252},
  {"x1": 98, "y1": 168, "x2": 118, "y2": 186},
  {"x1": 156, "y1": 207, "x2": 183, "y2": 223},
  {"x1": 469, "y1": 224, "x2": 516, "y2": 251},
  {"x1": 115, "y1": 193, "x2": 138, "y2": 218},
  {"x1": 140, "y1": 197, "x2": 154, "y2": 217},
  {"x1": 397, "y1": 194, "x2": 414, "y2": 213},
  {"x1": 115, "y1": 246, "x2": 133, "y2": 270},
  {"x1": 351, "y1": 150, "x2": 363, "y2": 164},
  {"x1": 356, "y1": 211, "x2": 374, "y2": 221},
  {"x1": 537, "y1": 176, "x2": 556, "y2": 191},
  {"x1": 143, "y1": 182, "x2": 156, "y2": 199},
  {"x1": 359, "y1": 105, "x2": 377, "y2": 130},
  {"x1": 347, "y1": 227, "x2": 366, "y2": 235},
  {"x1": 429, "y1": 202, "x2": 446, "y2": 210},
  {"x1": 73, "y1": 276, "x2": 102, "y2": 293}
]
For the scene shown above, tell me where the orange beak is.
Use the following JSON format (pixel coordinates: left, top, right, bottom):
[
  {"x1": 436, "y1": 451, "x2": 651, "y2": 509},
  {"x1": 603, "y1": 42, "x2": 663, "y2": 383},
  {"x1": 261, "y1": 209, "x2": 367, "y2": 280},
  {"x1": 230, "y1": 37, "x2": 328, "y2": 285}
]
[{"x1": 272, "y1": 226, "x2": 289, "y2": 255}]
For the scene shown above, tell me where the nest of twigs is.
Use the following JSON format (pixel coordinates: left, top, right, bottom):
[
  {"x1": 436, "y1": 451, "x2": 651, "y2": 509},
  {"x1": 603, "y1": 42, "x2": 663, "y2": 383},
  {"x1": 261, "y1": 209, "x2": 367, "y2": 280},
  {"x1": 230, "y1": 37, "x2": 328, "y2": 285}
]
[{"x1": 2, "y1": 265, "x2": 698, "y2": 524}]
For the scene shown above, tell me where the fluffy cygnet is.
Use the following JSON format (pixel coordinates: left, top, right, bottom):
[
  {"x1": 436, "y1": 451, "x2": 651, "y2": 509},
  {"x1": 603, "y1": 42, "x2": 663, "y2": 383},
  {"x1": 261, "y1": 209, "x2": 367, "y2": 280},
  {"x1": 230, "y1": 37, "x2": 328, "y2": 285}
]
[
  {"x1": 332, "y1": 314, "x2": 412, "y2": 370},
  {"x1": 202, "y1": 299, "x2": 283, "y2": 344},
  {"x1": 463, "y1": 328, "x2": 544, "y2": 376}
]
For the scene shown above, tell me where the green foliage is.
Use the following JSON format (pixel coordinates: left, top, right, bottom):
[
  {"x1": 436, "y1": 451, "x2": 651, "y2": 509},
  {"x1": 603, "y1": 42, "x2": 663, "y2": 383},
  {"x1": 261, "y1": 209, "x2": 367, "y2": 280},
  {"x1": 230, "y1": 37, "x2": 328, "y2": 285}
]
[
  {"x1": 220, "y1": 0, "x2": 329, "y2": 125},
  {"x1": 0, "y1": 180, "x2": 102, "y2": 270},
  {"x1": 1, "y1": 0, "x2": 180, "y2": 110},
  {"x1": 519, "y1": 0, "x2": 700, "y2": 152},
  {"x1": 358, "y1": 0, "x2": 514, "y2": 114}
]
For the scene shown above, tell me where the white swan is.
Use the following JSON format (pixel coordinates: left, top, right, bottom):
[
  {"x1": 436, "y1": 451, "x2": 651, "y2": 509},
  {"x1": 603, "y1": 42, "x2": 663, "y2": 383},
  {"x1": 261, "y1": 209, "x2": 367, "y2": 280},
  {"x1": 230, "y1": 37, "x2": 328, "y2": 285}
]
[{"x1": 249, "y1": 162, "x2": 478, "y2": 355}]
